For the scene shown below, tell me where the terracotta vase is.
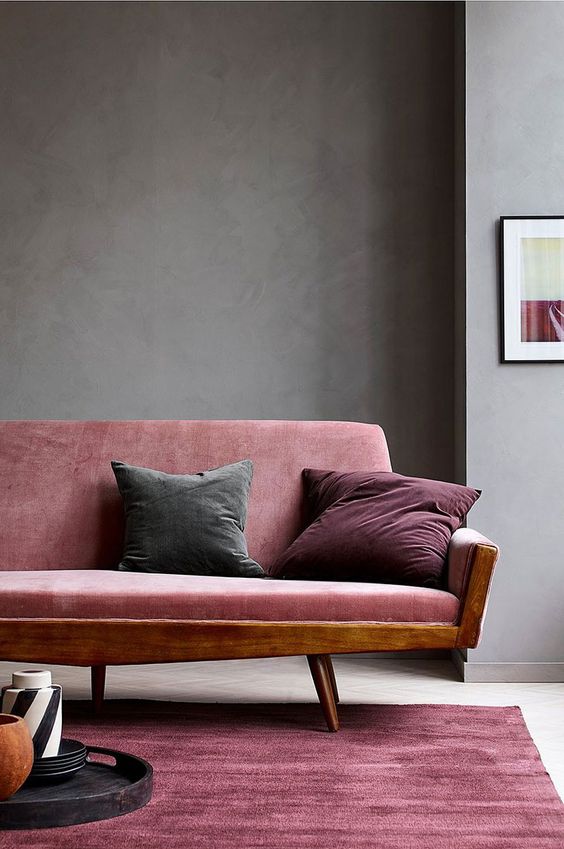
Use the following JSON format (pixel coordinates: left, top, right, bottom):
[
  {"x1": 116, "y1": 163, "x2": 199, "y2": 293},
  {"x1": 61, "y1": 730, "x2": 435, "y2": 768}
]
[{"x1": 0, "y1": 714, "x2": 34, "y2": 800}]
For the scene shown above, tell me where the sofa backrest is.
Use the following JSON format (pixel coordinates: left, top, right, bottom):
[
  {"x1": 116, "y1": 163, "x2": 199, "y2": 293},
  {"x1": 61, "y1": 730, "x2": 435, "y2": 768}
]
[{"x1": 0, "y1": 420, "x2": 391, "y2": 573}]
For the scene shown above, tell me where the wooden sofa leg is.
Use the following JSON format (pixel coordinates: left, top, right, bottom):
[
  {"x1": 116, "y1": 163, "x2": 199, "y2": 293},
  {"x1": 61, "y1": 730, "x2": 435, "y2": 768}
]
[
  {"x1": 91, "y1": 665, "x2": 106, "y2": 714},
  {"x1": 323, "y1": 655, "x2": 340, "y2": 704},
  {"x1": 307, "y1": 655, "x2": 340, "y2": 732}
]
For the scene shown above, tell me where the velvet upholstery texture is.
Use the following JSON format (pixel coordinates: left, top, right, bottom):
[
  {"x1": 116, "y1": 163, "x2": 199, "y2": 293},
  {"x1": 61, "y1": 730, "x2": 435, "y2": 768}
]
[
  {"x1": 0, "y1": 571, "x2": 459, "y2": 623},
  {"x1": 0, "y1": 420, "x2": 391, "y2": 572},
  {"x1": 112, "y1": 459, "x2": 263, "y2": 578},
  {"x1": 447, "y1": 528, "x2": 499, "y2": 598},
  {"x1": 271, "y1": 470, "x2": 481, "y2": 587}
]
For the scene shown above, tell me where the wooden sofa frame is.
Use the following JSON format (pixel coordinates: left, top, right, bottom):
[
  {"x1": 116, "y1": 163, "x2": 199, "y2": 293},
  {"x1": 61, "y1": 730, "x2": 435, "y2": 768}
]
[{"x1": 0, "y1": 542, "x2": 497, "y2": 732}]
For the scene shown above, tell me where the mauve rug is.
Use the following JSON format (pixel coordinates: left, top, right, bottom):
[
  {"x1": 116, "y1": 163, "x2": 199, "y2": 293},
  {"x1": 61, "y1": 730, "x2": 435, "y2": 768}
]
[{"x1": 1, "y1": 702, "x2": 563, "y2": 848}]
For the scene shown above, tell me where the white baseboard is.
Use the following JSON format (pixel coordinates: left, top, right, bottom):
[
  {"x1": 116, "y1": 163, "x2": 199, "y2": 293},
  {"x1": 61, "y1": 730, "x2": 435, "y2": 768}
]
[{"x1": 450, "y1": 650, "x2": 564, "y2": 682}]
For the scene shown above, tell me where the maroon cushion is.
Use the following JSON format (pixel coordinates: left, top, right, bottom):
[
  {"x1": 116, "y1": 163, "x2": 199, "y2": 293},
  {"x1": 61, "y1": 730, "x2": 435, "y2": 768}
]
[{"x1": 270, "y1": 471, "x2": 481, "y2": 588}]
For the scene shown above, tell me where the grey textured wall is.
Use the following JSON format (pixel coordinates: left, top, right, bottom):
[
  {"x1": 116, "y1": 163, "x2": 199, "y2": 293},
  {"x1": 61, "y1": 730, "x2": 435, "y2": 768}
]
[
  {"x1": 453, "y1": 2, "x2": 466, "y2": 486},
  {"x1": 465, "y1": 2, "x2": 564, "y2": 668},
  {"x1": 0, "y1": 1, "x2": 455, "y2": 480}
]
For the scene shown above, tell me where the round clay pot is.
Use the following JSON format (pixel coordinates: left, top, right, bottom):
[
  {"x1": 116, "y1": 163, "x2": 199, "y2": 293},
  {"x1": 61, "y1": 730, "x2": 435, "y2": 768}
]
[{"x1": 0, "y1": 714, "x2": 34, "y2": 800}]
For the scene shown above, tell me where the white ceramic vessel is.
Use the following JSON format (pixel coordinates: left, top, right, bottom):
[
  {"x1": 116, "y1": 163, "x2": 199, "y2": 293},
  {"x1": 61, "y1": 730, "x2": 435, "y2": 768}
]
[{"x1": 1, "y1": 670, "x2": 62, "y2": 758}]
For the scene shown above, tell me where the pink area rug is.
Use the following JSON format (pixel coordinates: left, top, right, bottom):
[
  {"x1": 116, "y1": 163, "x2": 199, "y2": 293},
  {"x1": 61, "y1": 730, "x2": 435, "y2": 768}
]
[{"x1": 1, "y1": 702, "x2": 563, "y2": 848}]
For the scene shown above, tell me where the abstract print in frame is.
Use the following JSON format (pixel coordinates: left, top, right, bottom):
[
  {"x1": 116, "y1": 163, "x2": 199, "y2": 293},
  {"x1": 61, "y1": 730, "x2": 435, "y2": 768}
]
[{"x1": 500, "y1": 216, "x2": 564, "y2": 362}]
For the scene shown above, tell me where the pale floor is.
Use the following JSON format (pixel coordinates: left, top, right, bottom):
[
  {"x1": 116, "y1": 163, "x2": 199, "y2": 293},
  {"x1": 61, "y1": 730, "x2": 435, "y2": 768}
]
[{"x1": 1, "y1": 656, "x2": 562, "y2": 800}]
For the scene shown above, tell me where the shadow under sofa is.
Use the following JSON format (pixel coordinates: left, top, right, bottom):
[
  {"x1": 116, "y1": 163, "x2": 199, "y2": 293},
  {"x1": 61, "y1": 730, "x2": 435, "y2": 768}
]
[{"x1": 0, "y1": 419, "x2": 499, "y2": 731}]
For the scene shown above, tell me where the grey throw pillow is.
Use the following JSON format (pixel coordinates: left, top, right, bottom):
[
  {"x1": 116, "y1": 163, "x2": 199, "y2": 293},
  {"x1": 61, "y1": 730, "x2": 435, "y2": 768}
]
[{"x1": 111, "y1": 459, "x2": 264, "y2": 578}]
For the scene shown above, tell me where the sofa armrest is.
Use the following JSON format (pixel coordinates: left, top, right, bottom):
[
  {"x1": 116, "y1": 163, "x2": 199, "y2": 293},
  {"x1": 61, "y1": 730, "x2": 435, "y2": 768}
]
[
  {"x1": 447, "y1": 528, "x2": 499, "y2": 598},
  {"x1": 447, "y1": 528, "x2": 500, "y2": 648}
]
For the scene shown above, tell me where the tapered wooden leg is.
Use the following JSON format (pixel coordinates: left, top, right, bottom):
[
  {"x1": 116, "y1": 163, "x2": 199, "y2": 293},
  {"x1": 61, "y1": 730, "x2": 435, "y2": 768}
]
[
  {"x1": 91, "y1": 665, "x2": 106, "y2": 714},
  {"x1": 307, "y1": 654, "x2": 340, "y2": 732},
  {"x1": 323, "y1": 655, "x2": 340, "y2": 704}
]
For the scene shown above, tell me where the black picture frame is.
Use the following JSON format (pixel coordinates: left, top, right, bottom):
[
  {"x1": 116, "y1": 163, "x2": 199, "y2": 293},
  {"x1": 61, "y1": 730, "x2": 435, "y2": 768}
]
[{"x1": 500, "y1": 215, "x2": 564, "y2": 363}]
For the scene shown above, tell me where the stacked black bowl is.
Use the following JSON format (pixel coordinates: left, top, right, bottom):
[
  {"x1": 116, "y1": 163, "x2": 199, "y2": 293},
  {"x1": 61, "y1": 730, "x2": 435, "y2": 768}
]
[{"x1": 27, "y1": 739, "x2": 87, "y2": 784}]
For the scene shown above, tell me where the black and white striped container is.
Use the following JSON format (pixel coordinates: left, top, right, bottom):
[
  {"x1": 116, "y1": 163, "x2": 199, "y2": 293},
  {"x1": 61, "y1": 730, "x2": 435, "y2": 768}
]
[{"x1": 1, "y1": 670, "x2": 62, "y2": 759}]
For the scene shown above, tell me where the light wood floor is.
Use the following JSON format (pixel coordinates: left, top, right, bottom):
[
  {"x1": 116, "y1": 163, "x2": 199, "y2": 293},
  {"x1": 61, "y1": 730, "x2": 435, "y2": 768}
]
[{"x1": 1, "y1": 656, "x2": 562, "y2": 800}]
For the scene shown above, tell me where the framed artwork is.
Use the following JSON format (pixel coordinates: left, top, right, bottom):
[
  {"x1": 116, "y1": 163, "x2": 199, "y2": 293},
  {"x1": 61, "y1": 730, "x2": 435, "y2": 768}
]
[{"x1": 500, "y1": 216, "x2": 564, "y2": 362}]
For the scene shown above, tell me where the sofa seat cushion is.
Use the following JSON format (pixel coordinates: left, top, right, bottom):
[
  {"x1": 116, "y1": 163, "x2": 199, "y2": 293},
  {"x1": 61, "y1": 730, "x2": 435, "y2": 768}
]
[{"x1": 0, "y1": 571, "x2": 459, "y2": 623}]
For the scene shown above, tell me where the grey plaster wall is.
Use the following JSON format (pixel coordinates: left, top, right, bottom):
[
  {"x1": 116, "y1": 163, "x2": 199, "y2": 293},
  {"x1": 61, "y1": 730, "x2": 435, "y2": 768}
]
[
  {"x1": 465, "y1": 2, "x2": 564, "y2": 668},
  {"x1": 453, "y1": 2, "x2": 466, "y2": 485},
  {"x1": 0, "y1": 2, "x2": 455, "y2": 480}
]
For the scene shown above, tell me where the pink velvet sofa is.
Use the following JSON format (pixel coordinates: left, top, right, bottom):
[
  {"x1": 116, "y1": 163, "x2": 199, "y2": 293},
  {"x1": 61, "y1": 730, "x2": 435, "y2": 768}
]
[{"x1": 0, "y1": 420, "x2": 499, "y2": 731}]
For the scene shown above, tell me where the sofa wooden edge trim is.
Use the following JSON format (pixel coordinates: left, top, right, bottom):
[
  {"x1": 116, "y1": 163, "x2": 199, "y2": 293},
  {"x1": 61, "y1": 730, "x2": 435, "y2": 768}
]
[
  {"x1": 0, "y1": 542, "x2": 497, "y2": 666},
  {"x1": 0, "y1": 619, "x2": 460, "y2": 664},
  {"x1": 455, "y1": 542, "x2": 499, "y2": 649}
]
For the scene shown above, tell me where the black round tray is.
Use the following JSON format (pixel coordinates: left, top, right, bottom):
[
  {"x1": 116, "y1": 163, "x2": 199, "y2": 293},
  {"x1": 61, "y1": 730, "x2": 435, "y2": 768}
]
[{"x1": 0, "y1": 746, "x2": 153, "y2": 830}]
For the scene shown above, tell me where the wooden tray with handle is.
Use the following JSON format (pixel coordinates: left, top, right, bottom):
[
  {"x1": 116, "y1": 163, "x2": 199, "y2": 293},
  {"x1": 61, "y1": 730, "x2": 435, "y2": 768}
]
[{"x1": 0, "y1": 746, "x2": 153, "y2": 830}]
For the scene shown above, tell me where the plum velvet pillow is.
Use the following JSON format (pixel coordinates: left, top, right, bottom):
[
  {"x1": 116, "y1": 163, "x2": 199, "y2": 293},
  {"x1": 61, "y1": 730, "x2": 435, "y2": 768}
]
[
  {"x1": 270, "y1": 470, "x2": 480, "y2": 588},
  {"x1": 112, "y1": 459, "x2": 264, "y2": 578}
]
